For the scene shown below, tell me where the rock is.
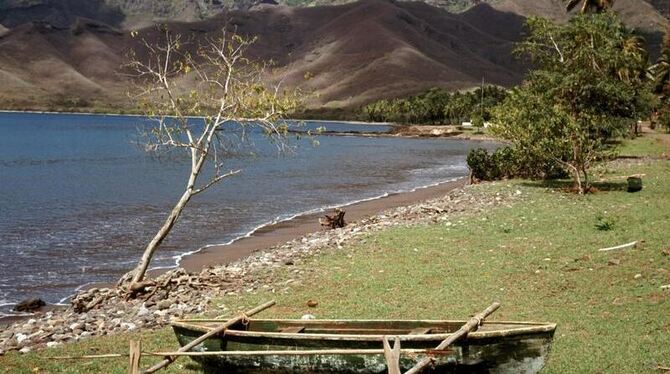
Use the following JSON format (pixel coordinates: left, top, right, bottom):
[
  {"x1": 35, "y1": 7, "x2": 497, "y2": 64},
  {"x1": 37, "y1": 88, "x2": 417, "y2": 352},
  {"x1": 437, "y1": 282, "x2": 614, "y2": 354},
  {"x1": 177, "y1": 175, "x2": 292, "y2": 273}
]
[
  {"x1": 608, "y1": 259, "x2": 621, "y2": 266},
  {"x1": 19, "y1": 346, "x2": 31, "y2": 354},
  {"x1": 15, "y1": 333, "x2": 28, "y2": 344},
  {"x1": 634, "y1": 273, "x2": 642, "y2": 279},
  {"x1": 301, "y1": 314, "x2": 315, "y2": 320},
  {"x1": 46, "y1": 341, "x2": 61, "y2": 348},
  {"x1": 306, "y1": 300, "x2": 318, "y2": 308},
  {"x1": 14, "y1": 298, "x2": 46, "y2": 312},
  {"x1": 137, "y1": 304, "x2": 150, "y2": 317},
  {"x1": 156, "y1": 300, "x2": 172, "y2": 310}
]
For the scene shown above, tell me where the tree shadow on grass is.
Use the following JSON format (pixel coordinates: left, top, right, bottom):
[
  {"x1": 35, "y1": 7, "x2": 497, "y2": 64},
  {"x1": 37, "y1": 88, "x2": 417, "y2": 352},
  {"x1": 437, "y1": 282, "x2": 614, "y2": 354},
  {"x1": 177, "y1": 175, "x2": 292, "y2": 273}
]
[{"x1": 518, "y1": 179, "x2": 628, "y2": 193}]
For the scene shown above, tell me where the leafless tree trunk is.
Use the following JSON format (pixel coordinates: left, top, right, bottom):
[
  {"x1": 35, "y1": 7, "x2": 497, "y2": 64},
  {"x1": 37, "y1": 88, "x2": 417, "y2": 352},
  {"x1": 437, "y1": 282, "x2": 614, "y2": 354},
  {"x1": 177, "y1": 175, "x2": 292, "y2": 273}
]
[{"x1": 119, "y1": 27, "x2": 300, "y2": 293}]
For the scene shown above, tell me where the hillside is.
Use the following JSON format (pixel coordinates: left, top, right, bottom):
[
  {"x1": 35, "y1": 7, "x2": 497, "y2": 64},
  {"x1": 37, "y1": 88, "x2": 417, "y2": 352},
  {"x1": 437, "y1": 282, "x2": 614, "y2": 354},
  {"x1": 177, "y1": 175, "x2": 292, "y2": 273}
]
[
  {"x1": 0, "y1": 0, "x2": 667, "y2": 115},
  {"x1": 0, "y1": 0, "x2": 666, "y2": 30}
]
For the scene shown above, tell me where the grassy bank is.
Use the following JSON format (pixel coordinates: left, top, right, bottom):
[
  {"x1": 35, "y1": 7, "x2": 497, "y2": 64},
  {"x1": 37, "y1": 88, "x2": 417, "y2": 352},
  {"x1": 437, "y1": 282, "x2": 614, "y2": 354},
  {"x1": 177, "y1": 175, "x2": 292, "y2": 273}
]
[{"x1": 1, "y1": 136, "x2": 669, "y2": 373}]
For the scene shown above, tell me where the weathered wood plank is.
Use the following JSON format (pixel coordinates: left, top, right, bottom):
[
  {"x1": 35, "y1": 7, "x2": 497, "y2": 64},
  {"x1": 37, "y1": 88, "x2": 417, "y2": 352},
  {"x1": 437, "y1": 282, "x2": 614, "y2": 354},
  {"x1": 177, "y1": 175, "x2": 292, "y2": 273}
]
[
  {"x1": 280, "y1": 326, "x2": 305, "y2": 333},
  {"x1": 383, "y1": 336, "x2": 401, "y2": 374},
  {"x1": 405, "y1": 302, "x2": 501, "y2": 374},
  {"x1": 128, "y1": 340, "x2": 141, "y2": 374},
  {"x1": 144, "y1": 300, "x2": 275, "y2": 373}
]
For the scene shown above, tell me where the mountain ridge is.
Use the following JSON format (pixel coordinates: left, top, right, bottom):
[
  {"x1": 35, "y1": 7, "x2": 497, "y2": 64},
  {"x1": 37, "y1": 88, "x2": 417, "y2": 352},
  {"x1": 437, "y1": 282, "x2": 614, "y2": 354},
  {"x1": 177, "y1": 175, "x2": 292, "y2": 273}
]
[{"x1": 0, "y1": 0, "x2": 666, "y2": 115}]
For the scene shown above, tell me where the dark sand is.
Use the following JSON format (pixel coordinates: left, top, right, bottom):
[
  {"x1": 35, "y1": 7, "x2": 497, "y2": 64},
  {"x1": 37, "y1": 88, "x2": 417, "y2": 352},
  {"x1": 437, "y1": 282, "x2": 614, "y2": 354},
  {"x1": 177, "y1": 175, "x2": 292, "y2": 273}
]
[{"x1": 179, "y1": 177, "x2": 467, "y2": 271}]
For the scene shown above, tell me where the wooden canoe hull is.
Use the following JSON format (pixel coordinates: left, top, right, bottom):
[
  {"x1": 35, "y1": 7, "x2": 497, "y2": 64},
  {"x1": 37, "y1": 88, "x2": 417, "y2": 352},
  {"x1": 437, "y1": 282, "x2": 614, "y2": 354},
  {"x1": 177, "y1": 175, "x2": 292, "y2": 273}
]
[{"x1": 171, "y1": 319, "x2": 556, "y2": 373}]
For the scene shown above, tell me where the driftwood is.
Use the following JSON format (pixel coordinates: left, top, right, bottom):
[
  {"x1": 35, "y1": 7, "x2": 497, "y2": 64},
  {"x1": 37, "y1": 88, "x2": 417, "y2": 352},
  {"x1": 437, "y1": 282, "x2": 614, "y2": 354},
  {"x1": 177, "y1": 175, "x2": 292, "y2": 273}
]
[
  {"x1": 405, "y1": 302, "x2": 501, "y2": 374},
  {"x1": 598, "y1": 241, "x2": 638, "y2": 252},
  {"x1": 143, "y1": 300, "x2": 276, "y2": 373},
  {"x1": 319, "y1": 208, "x2": 346, "y2": 229}
]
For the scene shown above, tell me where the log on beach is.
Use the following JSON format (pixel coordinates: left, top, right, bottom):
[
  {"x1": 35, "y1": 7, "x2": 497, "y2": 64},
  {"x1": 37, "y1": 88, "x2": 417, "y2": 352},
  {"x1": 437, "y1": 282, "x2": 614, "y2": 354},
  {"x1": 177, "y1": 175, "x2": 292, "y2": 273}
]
[{"x1": 319, "y1": 208, "x2": 346, "y2": 229}]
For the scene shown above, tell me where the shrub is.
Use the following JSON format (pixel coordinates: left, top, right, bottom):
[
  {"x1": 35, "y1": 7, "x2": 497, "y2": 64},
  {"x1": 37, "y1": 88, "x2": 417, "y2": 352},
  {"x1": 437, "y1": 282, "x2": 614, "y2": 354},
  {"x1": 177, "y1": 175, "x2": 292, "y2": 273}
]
[{"x1": 467, "y1": 146, "x2": 568, "y2": 182}]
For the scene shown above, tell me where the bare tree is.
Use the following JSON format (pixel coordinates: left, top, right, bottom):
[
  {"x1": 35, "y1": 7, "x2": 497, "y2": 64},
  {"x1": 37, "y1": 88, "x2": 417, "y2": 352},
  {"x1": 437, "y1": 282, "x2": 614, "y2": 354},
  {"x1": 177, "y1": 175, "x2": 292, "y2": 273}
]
[{"x1": 119, "y1": 27, "x2": 300, "y2": 293}]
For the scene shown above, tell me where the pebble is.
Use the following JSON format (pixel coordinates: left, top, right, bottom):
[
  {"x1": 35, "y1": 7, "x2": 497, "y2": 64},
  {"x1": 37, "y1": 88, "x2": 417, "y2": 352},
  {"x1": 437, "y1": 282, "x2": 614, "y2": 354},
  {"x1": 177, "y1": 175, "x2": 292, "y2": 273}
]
[
  {"x1": 19, "y1": 347, "x2": 31, "y2": 354},
  {"x1": 634, "y1": 273, "x2": 642, "y2": 279},
  {"x1": 156, "y1": 300, "x2": 172, "y2": 310},
  {"x1": 0, "y1": 185, "x2": 514, "y2": 354},
  {"x1": 15, "y1": 333, "x2": 28, "y2": 344},
  {"x1": 137, "y1": 304, "x2": 150, "y2": 317}
]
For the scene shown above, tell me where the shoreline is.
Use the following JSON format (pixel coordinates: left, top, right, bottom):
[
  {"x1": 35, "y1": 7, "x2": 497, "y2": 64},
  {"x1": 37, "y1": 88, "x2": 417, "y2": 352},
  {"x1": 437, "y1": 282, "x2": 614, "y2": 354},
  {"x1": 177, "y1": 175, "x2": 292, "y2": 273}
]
[
  {"x1": 178, "y1": 177, "x2": 467, "y2": 271},
  {"x1": 0, "y1": 177, "x2": 467, "y2": 326},
  {"x1": 0, "y1": 109, "x2": 392, "y2": 126}
]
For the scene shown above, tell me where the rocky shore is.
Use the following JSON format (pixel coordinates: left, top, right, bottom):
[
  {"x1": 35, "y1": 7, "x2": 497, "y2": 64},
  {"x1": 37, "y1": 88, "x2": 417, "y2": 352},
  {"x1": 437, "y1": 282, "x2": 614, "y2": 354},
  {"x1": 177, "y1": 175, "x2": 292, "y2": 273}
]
[{"x1": 0, "y1": 182, "x2": 523, "y2": 355}]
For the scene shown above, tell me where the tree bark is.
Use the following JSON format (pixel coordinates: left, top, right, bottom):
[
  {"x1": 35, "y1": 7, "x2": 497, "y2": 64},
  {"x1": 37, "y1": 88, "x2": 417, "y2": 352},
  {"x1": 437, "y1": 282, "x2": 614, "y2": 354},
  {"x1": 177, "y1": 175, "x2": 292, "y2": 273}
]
[{"x1": 129, "y1": 188, "x2": 193, "y2": 286}]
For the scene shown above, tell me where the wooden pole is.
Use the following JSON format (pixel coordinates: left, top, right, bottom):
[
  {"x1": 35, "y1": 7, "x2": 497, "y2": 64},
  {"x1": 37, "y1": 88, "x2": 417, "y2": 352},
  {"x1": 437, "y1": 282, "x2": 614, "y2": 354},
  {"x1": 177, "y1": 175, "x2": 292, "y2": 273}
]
[
  {"x1": 405, "y1": 302, "x2": 500, "y2": 374},
  {"x1": 50, "y1": 353, "x2": 126, "y2": 359},
  {"x1": 143, "y1": 300, "x2": 276, "y2": 373},
  {"x1": 383, "y1": 336, "x2": 401, "y2": 374},
  {"x1": 128, "y1": 340, "x2": 141, "y2": 374}
]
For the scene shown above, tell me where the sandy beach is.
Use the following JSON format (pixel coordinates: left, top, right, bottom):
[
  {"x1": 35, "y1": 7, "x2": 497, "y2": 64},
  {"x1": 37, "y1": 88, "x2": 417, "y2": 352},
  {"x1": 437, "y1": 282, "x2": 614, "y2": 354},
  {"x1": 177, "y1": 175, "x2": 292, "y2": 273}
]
[{"x1": 179, "y1": 177, "x2": 467, "y2": 270}]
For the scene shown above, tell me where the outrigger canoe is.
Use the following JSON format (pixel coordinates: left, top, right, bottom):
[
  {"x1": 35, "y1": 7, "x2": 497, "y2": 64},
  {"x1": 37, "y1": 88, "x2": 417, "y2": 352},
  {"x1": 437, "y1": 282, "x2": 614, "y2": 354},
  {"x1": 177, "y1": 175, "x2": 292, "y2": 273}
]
[{"x1": 171, "y1": 317, "x2": 556, "y2": 373}]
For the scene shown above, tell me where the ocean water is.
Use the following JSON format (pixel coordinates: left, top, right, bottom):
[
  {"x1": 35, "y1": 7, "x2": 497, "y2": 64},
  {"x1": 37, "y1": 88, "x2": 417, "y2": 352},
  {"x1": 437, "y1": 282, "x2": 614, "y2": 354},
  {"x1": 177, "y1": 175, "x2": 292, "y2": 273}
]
[{"x1": 0, "y1": 112, "x2": 493, "y2": 315}]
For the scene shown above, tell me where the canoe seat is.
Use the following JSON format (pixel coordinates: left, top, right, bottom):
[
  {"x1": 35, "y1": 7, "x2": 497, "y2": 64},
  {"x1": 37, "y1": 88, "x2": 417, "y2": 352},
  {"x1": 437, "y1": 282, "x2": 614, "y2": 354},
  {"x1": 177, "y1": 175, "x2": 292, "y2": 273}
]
[
  {"x1": 279, "y1": 326, "x2": 305, "y2": 333},
  {"x1": 409, "y1": 328, "x2": 432, "y2": 335}
]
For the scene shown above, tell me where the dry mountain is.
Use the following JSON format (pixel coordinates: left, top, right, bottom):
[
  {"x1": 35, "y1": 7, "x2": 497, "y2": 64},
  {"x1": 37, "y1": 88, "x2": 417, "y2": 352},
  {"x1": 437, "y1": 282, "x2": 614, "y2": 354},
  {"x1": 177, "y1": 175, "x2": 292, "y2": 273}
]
[{"x1": 0, "y1": 0, "x2": 666, "y2": 115}]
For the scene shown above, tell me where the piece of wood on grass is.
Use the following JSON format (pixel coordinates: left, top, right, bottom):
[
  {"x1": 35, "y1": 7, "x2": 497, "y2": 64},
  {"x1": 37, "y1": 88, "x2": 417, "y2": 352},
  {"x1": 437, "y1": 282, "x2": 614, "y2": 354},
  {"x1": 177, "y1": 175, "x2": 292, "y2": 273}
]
[
  {"x1": 128, "y1": 340, "x2": 141, "y2": 374},
  {"x1": 598, "y1": 241, "x2": 638, "y2": 252},
  {"x1": 405, "y1": 302, "x2": 501, "y2": 374},
  {"x1": 383, "y1": 336, "x2": 401, "y2": 374},
  {"x1": 143, "y1": 300, "x2": 276, "y2": 373}
]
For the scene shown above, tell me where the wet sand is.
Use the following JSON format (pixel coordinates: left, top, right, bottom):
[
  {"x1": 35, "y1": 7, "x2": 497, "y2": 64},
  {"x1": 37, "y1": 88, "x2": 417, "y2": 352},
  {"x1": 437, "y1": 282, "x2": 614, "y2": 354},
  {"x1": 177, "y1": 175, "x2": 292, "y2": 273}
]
[{"x1": 179, "y1": 177, "x2": 467, "y2": 271}]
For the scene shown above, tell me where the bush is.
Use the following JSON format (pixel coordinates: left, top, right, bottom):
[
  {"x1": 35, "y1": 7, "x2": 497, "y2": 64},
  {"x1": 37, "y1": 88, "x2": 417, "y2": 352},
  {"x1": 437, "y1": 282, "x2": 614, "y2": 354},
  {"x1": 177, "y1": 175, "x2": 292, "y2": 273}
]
[
  {"x1": 467, "y1": 148, "x2": 495, "y2": 181},
  {"x1": 467, "y1": 147, "x2": 568, "y2": 182}
]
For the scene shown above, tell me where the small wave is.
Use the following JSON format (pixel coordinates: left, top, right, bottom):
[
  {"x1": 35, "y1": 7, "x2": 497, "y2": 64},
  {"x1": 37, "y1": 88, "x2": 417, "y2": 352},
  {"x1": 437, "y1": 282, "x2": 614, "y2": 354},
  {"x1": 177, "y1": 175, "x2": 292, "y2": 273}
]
[{"x1": 166, "y1": 176, "x2": 463, "y2": 268}]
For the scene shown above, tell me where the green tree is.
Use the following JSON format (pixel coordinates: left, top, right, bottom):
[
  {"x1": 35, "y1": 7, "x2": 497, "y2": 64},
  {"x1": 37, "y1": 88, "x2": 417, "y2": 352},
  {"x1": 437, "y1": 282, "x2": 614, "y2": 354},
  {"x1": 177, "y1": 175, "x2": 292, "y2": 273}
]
[
  {"x1": 649, "y1": 21, "x2": 670, "y2": 131},
  {"x1": 492, "y1": 13, "x2": 648, "y2": 194}
]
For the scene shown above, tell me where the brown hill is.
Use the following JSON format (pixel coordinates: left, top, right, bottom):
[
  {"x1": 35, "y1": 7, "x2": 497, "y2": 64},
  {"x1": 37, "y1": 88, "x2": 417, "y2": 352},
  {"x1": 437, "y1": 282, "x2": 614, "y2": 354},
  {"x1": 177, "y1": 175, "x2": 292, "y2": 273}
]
[
  {"x1": 0, "y1": 0, "x2": 528, "y2": 112},
  {"x1": 0, "y1": 0, "x2": 666, "y2": 115}
]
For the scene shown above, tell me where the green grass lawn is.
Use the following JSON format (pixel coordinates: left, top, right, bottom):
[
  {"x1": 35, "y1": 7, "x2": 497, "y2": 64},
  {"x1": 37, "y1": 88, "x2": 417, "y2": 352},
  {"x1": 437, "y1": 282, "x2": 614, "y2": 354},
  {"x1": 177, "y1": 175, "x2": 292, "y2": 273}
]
[
  {"x1": 2, "y1": 137, "x2": 669, "y2": 373},
  {"x1": 618, "y1": 133, "x2": 667, "y2": 158}
]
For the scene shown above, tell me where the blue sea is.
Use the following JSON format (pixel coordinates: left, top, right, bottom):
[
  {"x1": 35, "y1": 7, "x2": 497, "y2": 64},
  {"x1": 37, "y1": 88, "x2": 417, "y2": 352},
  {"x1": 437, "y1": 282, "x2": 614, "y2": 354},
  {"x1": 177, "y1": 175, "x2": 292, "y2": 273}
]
[{"x1": 0, "y1": 112, "x2": 493, "y2": 316}]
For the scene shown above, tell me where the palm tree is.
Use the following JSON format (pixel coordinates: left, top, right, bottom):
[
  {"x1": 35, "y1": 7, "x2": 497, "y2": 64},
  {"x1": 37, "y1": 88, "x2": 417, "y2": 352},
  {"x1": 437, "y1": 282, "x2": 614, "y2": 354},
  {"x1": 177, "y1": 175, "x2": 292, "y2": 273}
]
[
  {"x1": 649, "y1": 22, "x2": 670, "y2": 96},
  {"x1": 565, "y1": 0, "x2": 615, "y2": 14}
]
